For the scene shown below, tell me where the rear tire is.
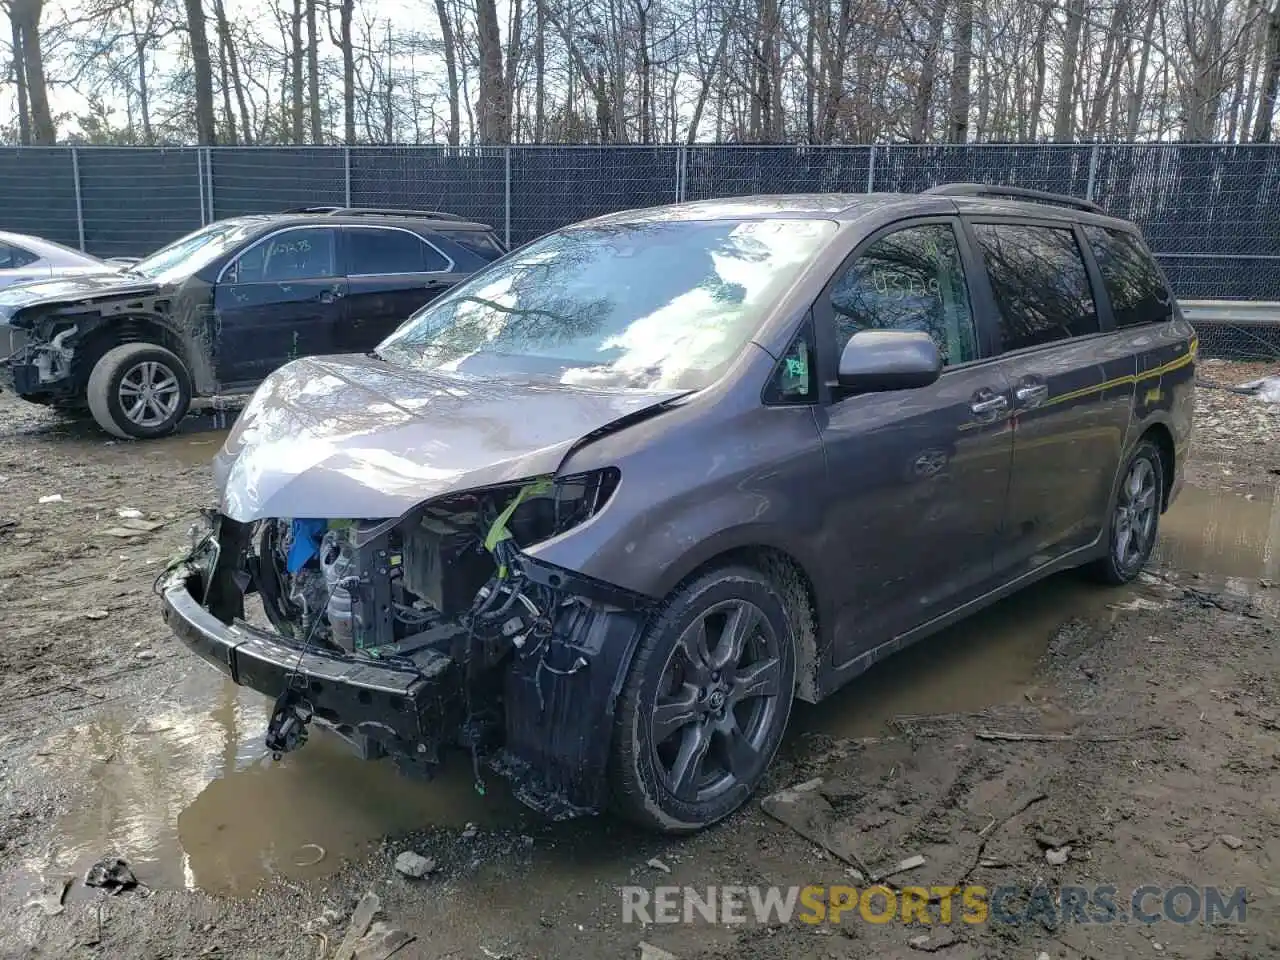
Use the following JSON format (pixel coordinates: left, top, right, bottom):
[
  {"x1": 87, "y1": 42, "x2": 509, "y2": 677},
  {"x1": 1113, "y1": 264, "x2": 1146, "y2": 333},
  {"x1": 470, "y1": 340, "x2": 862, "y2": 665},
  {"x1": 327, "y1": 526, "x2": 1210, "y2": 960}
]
[
  {"x1": 610, "y1": 564, "x2": 796, "y2": 833},
  {"x1": 1088, "y1": 439, "x2": 1164, "y2": 585},
  {"x1": 86, "y1": 343, "x2": 192, "y2": 440}
]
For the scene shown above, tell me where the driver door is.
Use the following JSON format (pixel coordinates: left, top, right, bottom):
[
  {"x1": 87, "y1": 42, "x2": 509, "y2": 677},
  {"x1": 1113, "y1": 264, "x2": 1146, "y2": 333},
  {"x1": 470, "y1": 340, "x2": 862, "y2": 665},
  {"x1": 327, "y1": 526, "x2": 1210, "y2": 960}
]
[
  {"x1": 811, "y1": 218, "x2": 1015, "y2": 668},
  {"x1": 213, "y1": 226, "x2": 346, "y2": 386}
]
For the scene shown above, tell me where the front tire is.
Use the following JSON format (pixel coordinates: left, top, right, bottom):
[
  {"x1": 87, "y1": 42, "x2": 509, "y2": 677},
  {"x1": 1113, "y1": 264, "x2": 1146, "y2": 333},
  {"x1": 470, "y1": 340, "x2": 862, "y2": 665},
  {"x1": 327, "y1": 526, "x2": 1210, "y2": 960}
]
[
  {"x1": 1089, "y1": 439, "x2": 1164, "y2": 585},
  {"x1": 86, "y1": 343, "x2": 192, "y2": 440},
  {"x1": 610, "y1": 565, "x2": 797, "y2": 833}
]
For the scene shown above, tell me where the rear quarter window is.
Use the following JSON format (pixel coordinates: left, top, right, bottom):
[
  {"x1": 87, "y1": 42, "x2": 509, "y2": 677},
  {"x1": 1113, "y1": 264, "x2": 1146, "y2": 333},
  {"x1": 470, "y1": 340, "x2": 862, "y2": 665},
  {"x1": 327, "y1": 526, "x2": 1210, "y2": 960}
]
[
  {"x1": 0, "y1": 242, "x2": 40, "y2": 269},
  {"x1": 444, "y1": 230, "x2": 506, "y2": 261},
  {"x1": 1084, "y1": 226, "x2": 1173, "y2": 328}
]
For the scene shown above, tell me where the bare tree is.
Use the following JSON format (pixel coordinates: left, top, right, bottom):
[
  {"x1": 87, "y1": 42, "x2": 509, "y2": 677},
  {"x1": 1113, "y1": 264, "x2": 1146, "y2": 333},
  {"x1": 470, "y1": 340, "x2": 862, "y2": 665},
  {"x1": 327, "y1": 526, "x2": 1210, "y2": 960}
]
[
  {"x1": 950, "y1": 0, "x2": 974, "y2": 141},
  {"x1": 182, "y1": 0, "x2": 217, "y2": 143},
  {"x1": 9, "y1": 0, "x2": 55, "y2": 143},
  {"x1": 1255, "y1": 0, "x2": 1280, "y2": 139}
]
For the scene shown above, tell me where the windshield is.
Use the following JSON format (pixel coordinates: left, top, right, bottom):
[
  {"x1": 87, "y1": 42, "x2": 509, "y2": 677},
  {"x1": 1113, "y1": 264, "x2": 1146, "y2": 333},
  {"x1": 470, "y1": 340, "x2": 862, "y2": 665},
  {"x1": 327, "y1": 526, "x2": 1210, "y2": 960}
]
[
  {"x1": 131, "y1": 220, "x2": 262, "y2": 283},
  {"x1": 378, "y1": 217, "x2": 836, "y2": 392}
]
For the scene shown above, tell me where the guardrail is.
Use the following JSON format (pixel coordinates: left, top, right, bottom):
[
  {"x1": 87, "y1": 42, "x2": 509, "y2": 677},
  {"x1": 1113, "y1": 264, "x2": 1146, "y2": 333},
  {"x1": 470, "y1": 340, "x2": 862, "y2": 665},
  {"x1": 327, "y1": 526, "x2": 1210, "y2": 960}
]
[
  {"x1": 1180, "y1": 301, "x2": 1280, "y2": 326},
  {"x1": 1180, "y1": 300, "x2": 1280, "y2": 361}
]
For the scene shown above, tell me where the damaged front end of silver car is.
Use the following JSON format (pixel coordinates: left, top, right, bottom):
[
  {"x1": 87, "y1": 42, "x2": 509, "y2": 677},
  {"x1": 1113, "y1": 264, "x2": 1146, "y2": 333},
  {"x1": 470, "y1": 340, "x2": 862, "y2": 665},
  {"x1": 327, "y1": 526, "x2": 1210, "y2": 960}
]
[{"x1": 160, "y1": 467, "x2": 652, "y2": 819}]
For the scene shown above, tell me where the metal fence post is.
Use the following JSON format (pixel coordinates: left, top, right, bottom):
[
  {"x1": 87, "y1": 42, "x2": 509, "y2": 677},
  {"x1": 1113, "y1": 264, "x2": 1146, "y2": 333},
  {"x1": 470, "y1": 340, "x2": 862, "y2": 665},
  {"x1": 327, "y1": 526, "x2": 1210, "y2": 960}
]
[
  {"x1": 196, "y1": 149, "x2": 207, "y2": 226},
  {"x1": 70, "y1": 147, "x2": 86, "y2": 251},
  {"x1": 344, "y1": 147, "x2": 352, "y2": 207},
  {"x1": 675, "y1": 146, "x2": 686, "y2": 202},
  {"x1": 204, "y1": 146, "x2": 215, "y2": 222},
  {"x1": 504, "y1": 146, "x2": 512, "y2": 248},
  {"x1": 866, "y1": 143, "x2": 877, "y2": 193},
  {"x1": 1086, "y1": 143, "x2": 1100, "y2": 202}
]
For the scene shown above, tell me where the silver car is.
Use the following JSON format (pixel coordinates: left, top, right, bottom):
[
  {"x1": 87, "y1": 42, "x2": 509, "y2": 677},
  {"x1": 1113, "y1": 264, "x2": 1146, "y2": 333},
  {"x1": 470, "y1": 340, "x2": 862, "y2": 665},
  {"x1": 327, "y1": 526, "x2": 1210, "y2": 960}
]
[{"x1": 0, "y1": 230, "x2": 119, "y2": 290}]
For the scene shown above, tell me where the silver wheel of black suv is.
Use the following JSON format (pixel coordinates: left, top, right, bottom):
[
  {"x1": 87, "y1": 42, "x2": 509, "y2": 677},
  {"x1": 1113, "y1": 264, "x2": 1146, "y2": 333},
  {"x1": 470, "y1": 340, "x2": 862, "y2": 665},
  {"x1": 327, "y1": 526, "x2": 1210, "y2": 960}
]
[
  {"x1": 86, "y1": 342, "x2": 192, "y2": 440},
  {"x1": 610, "y1": 565, "x2": 797, "y2": 833}
]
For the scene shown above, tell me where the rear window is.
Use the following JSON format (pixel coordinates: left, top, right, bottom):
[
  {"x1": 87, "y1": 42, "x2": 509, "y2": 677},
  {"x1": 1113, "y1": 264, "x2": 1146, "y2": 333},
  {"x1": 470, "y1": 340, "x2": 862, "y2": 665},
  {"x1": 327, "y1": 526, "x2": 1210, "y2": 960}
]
[
  {"x1": 445, "y1": 230, "x2": 506, "y2": 261},
  {"x1": 347, "y1": 227, "x2": 449, "y2": 274},
  {"x1": 1084, "y1": 226, "x2": 1173, "y2": 328},
  {"x1": 0, "y1": 241, "x2": 39, "y2": 269}
]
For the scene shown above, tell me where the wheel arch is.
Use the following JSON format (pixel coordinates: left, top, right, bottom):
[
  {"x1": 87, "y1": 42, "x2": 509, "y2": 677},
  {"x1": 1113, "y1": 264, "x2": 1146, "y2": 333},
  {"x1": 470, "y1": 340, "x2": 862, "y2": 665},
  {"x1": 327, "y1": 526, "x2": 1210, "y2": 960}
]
[
  {"x1": 1138, "y1": 421, "x2": 1176, "y2": 512},
  {"x1": 73, "y1": 315, "x2": 206, "y2": 395},
  {"x1": 1126, "y1": 415, "x2": 1175, "y2": 512}
]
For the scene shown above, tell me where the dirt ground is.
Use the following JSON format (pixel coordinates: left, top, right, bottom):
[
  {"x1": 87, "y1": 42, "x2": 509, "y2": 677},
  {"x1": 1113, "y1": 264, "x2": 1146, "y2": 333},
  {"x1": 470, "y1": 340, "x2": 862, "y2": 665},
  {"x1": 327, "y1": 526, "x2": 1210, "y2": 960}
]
[{"x1": 1, "y1": 362, "x2": 1279, "y2": 960}]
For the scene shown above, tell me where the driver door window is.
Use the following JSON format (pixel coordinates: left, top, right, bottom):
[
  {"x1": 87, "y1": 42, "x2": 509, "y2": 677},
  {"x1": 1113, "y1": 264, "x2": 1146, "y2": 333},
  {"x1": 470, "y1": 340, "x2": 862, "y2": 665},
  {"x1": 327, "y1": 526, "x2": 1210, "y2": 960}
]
[
  {"x1": 829, "y1": 223, "x2": 978, "y2": 367},
  {"x1": 226, "y1": 228, "x2": 337, "y2": 284}
]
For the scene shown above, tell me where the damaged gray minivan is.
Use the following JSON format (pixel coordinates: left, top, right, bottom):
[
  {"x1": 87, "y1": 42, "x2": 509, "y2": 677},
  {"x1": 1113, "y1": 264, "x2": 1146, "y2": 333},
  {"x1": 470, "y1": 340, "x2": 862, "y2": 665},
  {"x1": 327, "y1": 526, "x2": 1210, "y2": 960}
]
[{"x1": 161, "y1": 187, "x2": 1196, "y2": 832}]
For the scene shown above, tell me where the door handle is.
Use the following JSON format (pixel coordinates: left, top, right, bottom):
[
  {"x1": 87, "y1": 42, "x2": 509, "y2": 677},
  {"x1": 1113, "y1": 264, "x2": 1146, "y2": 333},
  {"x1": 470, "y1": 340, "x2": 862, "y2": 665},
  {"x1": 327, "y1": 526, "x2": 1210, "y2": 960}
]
[
  {"x1": 1015, "y1": 383, "x2": 1050, "y2": 406},
  {"x1": 970, "y1": 393, "x2": 1010, "y2": 417}
]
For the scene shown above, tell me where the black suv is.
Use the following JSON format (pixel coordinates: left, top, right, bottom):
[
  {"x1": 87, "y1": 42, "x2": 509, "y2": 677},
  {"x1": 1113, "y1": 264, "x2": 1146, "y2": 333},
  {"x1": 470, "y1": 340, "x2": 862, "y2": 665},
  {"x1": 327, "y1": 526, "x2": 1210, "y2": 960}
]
[{"x1": 0, "y1": 207, "x2": 506, "y2": 438}]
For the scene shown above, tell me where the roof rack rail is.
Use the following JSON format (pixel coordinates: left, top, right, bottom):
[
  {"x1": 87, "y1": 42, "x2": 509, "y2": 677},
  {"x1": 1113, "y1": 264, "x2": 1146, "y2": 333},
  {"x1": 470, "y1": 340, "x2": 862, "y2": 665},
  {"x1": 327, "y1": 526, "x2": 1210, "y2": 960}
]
[
  {"x1": 923, "y1": 182, "x2": 1103, "y2": 215},
  {"x1": 329, "y1": 206, "x2": 469, "y2": 221},
  {"x1": 281, "y1": 205, "x2": 471, "y2": 221}
]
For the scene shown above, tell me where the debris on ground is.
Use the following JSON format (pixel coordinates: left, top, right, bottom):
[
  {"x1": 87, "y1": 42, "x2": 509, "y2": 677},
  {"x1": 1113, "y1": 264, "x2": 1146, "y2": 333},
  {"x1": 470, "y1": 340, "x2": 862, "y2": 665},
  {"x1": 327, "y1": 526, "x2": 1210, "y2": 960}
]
[
  {"x1": 101, "y1": 517, "x2": 165, "y2": 538},
  {"x1": 1220, "y1": 834, "x2": 1246, "y2": 849},
  {"x1": 639, "y1": 942, "x2": 678, "y2": 960},
  {"x1": 645, "y1": 857, "x2": 671, "y2": 874},
  {"x1": 294, "y1": 843, "x2": 326, "y2": 867},
  {"x1": 84, "y1": 857, "x2": 137, "y2": 894},
  {"x1": 350, "y1": 919, "x2": 415, "y2": 960},
  {"x1": 461, "y1": 823, "x2": 478, "y2": 840},
  {"x1": 1045, "y1": 846, "x2": 1070, "y2": 866},
  {"x1": 393, "y1": 851, "x2": 436, "y2": 878},
  {"x1": 1234, "y1": 375, "x2": 1280, "y2": 403},
  {"x1": 116, "y1": 508, "x2": 144, "y2": 519},
  {"x1": 760, "y1": 776, "x2": 872, "y2": 881},
  {"x1": 37, "y1": 494, "x2": 63, "y2": 504},
  {"x1": 881, "y1": 853, "x2": 926, "y2": 878},
  {"x1": 333, "y1": 891, "x2": 382, "y2": 960},
  {"x1": 27, "y1": 876, "x2": 72, "y2": 916},
  {"x1": 906, "y1": 930, "x2": 960, "y2": 952},
  {"x1": 83, "y1": 610, "x2": 109, "y2": 621}
]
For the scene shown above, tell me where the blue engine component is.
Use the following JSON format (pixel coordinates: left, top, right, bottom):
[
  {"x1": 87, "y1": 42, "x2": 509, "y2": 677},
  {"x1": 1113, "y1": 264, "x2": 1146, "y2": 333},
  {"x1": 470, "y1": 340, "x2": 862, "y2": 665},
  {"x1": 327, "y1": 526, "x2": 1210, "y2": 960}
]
[{"x1": 286, "y1": 518, "x2": 328, "y2": 573}]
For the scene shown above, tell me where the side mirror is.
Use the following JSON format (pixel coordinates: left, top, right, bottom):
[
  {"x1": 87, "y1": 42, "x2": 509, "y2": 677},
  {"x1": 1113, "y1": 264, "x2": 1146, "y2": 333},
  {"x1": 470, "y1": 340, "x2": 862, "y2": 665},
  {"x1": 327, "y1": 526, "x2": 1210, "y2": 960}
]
[{"x1": 837, "y1": 330, "x2": 942, "y2": 392}]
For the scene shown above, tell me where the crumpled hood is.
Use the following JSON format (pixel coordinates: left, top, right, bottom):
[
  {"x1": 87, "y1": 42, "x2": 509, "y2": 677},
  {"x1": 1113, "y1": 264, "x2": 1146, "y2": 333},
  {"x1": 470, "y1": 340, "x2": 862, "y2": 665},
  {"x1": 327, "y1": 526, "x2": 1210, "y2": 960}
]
[
  {"x1": 0, "y1": 272, "x2": 159, "y2": 319},
  {"x1": 215, "y1": 354, "x2": 685, "y2": 522}
]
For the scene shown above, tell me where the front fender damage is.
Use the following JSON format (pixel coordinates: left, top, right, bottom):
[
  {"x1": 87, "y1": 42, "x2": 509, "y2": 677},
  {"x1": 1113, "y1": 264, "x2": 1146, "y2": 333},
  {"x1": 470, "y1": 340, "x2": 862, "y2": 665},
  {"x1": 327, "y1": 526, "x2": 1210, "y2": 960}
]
[
  {"x1": 4, "y1": 286, "x2": 216, "y2": 399},
  {"x1": 163, "y1": 476, "x2": 656, "y2": 820}
]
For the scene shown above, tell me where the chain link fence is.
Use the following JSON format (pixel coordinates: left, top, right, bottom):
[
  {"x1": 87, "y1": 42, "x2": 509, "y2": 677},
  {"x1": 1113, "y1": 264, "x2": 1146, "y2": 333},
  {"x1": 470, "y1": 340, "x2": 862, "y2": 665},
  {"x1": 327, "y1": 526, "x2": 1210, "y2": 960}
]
[{"x1": 3, "y1": 143, "x2": 1279, "y2": 358}]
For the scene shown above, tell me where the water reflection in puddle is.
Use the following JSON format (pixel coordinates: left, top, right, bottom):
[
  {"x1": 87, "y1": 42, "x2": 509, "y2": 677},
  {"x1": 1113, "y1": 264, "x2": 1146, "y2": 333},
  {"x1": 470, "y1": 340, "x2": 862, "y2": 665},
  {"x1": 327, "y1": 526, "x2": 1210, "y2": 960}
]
[
  {"x1": 24, "y1": 481, "x2": 1279, "y2": 897},
  {"x1": 27, "y1": 674, "x2": 525, "y2": 897},
  {"x1": 1153, "y1": 481, "x2": 1280, "y2": 582}
]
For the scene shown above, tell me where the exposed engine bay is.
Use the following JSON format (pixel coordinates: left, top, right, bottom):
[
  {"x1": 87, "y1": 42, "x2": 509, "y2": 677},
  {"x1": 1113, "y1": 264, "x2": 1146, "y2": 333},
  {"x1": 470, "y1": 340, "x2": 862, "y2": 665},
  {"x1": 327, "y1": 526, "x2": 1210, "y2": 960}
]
[{"x1": 191, "y1": 467, "x2": 650, "y2": 818}]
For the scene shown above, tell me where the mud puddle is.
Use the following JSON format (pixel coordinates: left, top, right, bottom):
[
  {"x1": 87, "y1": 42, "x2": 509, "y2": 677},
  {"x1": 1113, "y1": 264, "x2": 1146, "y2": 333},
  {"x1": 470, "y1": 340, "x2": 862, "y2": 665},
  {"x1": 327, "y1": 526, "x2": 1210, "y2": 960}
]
[
  {"x1": 18, "y1": 483, "x2": 1278, "y2": 902},
  {"x1": 19, "y1": 671, "x2": 528, "y2": 899}
]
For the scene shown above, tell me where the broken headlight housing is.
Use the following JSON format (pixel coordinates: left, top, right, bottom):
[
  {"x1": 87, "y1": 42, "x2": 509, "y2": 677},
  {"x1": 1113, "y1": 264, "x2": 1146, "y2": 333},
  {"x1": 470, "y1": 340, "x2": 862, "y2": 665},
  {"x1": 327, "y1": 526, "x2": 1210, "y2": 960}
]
[{"x1": 243, "y1": 467, "x2": 621, "y2": 656}]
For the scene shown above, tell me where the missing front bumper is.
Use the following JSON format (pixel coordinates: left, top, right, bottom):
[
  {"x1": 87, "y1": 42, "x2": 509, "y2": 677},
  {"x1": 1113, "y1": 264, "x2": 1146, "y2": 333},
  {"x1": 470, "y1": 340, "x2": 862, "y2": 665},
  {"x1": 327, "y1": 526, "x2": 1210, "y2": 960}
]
[
  {"x1": 161, "y1": 567, "x2": 453, "y2": 757},
  {"x1": 159, "y1": 513, "x2": 656, "y2": 820}
]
